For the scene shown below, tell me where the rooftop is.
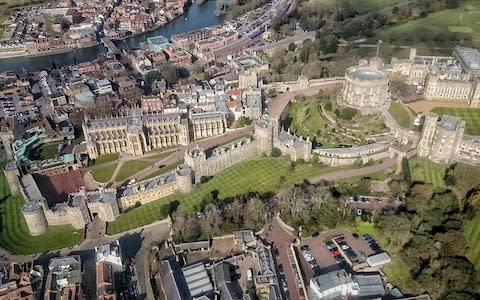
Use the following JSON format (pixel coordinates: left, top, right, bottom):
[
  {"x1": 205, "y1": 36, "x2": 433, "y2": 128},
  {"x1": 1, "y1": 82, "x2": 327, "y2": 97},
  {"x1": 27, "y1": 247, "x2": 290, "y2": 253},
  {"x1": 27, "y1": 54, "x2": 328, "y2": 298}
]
[
  {"x1": 455, "y1": 46, "x2": 480, "y2": 71},
  {"x1": 439, "y1": 115, "x2": 462, "y2": 131},
  {"x1": 351, "y1": 68, "x2": 384, "y2": 80},
  {"x1": 310, "y1": 269, "x2": 352, "y2": 293},
  {"x1": 182, "y1": 263, "x2": 213, "y2": 298}
]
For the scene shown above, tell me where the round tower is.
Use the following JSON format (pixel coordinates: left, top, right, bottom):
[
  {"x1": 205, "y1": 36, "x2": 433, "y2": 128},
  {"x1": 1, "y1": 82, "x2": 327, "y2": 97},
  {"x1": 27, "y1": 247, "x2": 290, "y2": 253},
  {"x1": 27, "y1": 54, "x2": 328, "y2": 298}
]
[
  {"x1": 3, "y1": 161, "x2": 20, "y2": 195},
  {"x1": 22, "y1": 201, "x2": 48, "y2": 236},
  {"x1": 176, "y1": 165, "x2": 193, "y2": 193}
]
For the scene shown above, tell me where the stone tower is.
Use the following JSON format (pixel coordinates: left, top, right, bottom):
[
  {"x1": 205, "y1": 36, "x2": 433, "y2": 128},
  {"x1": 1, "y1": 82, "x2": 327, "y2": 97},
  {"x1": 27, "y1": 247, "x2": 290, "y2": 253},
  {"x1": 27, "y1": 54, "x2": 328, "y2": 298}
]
[
  {"x1": 126, "y1": 110, "x2": 148, "y2": 156},
  {"x1": 417, "y1": 113, "x2": 438, "y2": 157},
  {"x1": 176, "y1": 165, "x2": 193, "y2": 193},
  {"x1": 254, "y1": 118, "x2": 273, "y2": 155},
  {"x1": 22, "y1": 201, "x2": 48, "y2": 236},
  {"x1": 184, "y1": 147, "x2": 207, "y2": 182}
]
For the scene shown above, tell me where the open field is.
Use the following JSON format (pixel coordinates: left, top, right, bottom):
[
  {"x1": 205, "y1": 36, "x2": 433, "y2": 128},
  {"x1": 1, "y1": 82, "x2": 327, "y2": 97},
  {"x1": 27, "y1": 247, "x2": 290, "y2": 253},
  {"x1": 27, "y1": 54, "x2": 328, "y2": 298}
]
[
  {"x1": 379, "y1": 1, "x2": 480, "y2": 47},
  {"x1": 114, "y1": 160, "x2": 152, "y2": 182},
  {"x1": 408, "y1": 156, "x2": 447, "y2": 188},
  {"x1": 339, "y1": 222, "x2": 416, "y2": 291},
  {"x1": 310, "y1": 0, "x2": 403, "y2": 14},
  {"x1": 464, "y1": 217, "x2": 480, "y2": 270},
  {"x1": 107, "y1": 157, "x2": 352, "y2": 234},
  {"x1": 0, "y1": 162, "x2": 83, "y2": 254},
  {"x1": 432, "y1": 107, "x2": 480, "y2": 136},
  {"x1": 388, "y1": 102, "x2": 411, "y2": 128},
  {"x1": 28, "y1": 142, "x2": 60, "y2": 160}
]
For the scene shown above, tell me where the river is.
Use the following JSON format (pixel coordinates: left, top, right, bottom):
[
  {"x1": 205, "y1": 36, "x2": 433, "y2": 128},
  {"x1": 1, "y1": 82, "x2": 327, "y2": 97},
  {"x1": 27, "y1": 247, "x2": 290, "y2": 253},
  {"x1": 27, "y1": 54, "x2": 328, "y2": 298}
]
[{"x1": 0, "y1": 0, "x2": 224, "y2": 73}]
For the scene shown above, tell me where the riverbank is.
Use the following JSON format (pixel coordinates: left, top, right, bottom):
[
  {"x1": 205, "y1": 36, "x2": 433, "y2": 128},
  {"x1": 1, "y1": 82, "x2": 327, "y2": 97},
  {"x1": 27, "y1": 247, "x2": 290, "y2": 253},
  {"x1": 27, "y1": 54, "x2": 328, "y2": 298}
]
[{"x1": 0, "y1": 1, "x2": 223, "y2": 72}]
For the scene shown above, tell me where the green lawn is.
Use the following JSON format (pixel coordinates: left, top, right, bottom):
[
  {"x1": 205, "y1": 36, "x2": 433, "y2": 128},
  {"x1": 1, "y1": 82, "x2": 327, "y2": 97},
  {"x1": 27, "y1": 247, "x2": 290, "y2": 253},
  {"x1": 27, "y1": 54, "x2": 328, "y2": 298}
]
[
  {"x1": 107, "y1": 158, "x2": 353, "y2": 234},
  {"x1": 389, "y1": 102, "x2": 411, "y2": 128},
  {"x1": 379, "y1": 1, "x2": 480, "y2": 47},
  {"x1": 408, "y1": 156, "x2": 447, "y2": 188},
  {"x1": 432, "y1": 107, "x2": 480, "y2": 136},
  {"x1": 141, "y1": 160, "x2": 184, "y2": 180},
  {"x1": 28, "y1": 143, "x2": 60, "y2": 160},
  {"x1": 92, "y1": 165, "x2": 117, "y2": 183},
  {"x1": 310, "y1": 0, "x2": 403, "y2": 14},
  {"x1": 340, "y1": 222, "x2": 416, "y2": 291},
  {"x1": 144, "y1": 150, "x2": 174, "y2": 161},
  {"x1": 0, "y1": 162, "x2": 83, "y2": 254},
  {"x1": 337, "y1": 169, "x2": 390, "y2": 184},
  {"x1": 464, "y1": 216, "x2": 480, "y2": 270},
  {"x1": 115, "y1": 160, "x2": 153, "y2": 182},
  {"x1": 93, "y1": 153, "x2": 119, "y2": 165}
]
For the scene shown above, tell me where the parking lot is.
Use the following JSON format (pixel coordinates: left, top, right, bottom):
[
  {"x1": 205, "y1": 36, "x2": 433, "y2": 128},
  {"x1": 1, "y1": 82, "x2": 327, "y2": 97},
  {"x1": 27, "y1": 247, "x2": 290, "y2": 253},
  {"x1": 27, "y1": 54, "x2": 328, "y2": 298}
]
[{"x1": 297, "y1": 230, "x2": 379, "y2": 281}]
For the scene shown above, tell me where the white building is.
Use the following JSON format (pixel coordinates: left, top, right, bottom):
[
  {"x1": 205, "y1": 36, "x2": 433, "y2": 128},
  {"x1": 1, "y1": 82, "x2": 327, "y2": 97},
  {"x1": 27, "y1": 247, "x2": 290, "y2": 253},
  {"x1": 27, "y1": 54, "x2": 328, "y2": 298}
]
[{"x1": 309, "y1": 270, "x2": 359, "y2": 299}]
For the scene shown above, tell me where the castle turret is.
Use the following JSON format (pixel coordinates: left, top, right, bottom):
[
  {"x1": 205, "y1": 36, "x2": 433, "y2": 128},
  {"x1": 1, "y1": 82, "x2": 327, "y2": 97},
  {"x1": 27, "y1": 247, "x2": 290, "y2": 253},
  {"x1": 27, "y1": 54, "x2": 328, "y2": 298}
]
[
  {"x1": 176, "y1": 165, "x2": 193, "y2": 193},
  {"x1": 22, "y1": 201, "x2": 48, "y2": 236},
  {"x1": 254, "y1": 118, "x2": 274, "y2": 155},
  {"x1": 3, "y1": 161, "x2": 20, "y2": 195}
]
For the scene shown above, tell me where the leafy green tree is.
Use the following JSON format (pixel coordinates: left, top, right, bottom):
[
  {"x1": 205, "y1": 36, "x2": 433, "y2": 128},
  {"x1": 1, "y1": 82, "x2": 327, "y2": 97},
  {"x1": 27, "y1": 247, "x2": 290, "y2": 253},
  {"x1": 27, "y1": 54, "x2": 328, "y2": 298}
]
[{"x1": 271, "y1": 147, "x2": 282, "y2": 157}]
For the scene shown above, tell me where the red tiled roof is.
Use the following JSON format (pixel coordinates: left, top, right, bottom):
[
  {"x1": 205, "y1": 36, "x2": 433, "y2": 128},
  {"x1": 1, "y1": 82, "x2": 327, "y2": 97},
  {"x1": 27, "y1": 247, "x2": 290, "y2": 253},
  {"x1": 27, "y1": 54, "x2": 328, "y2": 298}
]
[{"x1": 33, "y1": 170, "x2": 85, "y2": 207}]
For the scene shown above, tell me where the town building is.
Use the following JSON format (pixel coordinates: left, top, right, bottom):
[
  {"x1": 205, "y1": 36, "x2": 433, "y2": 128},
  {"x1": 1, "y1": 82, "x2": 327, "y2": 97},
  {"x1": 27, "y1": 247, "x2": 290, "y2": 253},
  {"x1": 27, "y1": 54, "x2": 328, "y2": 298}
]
[
  {"x1": 95, "y1": 241, "x2": 123, "y2": 299},
  {"x1": 44, "y1": 256, "x2": 83, "y2": 300}
]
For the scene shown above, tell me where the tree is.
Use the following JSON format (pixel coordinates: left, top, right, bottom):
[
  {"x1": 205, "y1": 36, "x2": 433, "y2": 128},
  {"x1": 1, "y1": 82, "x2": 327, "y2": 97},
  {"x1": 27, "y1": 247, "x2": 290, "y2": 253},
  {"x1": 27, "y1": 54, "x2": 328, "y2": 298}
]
[
  {"x1": 288, "y1": 42, "x2": 297, "y2": 52},
  {"x1": 378, "y1": 214, "x2": 412, "y2": 247},
  {"x1": 159, "y1": 63, "x2": 180, "y2": 84},
  {"x1": 145, "y1": 70, "x2": 162, "y2": 83},
  {"x1": 271, "y1": 147, "x2": 282, "y2": 157},
  {"x1": 401, "y1": 157, "x2": 411, "y2": 184}
]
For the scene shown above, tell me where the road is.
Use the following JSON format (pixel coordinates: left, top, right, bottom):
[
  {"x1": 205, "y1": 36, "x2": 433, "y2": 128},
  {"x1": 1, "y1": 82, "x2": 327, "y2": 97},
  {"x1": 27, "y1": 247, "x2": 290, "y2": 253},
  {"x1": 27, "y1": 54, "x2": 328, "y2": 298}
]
[
  {"x1": 267, "y1": 82, "x2": 343, "y2": 117},
  {"x1": 264, "y1": 217, "x2": 302, "y2": 300},
  {"x1": 247, "y1": 31, "x2": 316, "y2": 52}
]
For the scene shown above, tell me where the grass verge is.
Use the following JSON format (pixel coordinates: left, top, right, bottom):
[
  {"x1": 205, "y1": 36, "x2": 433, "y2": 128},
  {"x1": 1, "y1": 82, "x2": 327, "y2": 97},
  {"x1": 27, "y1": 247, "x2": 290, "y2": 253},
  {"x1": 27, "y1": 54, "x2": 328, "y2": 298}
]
[
  {"x1": 388, "y1": 102, "x2": 411, "y2": 128},
  {"x1": 115, "y1": 160, "x2": 152, "y2": 182},
  {"x1": 408, "y1": 156, "x2": 447, "y2": 188}
]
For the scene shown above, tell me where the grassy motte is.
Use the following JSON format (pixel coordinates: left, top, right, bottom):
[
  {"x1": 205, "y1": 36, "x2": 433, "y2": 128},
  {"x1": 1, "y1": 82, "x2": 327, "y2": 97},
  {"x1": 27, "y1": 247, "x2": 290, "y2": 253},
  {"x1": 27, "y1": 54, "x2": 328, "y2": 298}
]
[{"x1": 0, "y1": 162, "x2": 82, "y2": 254}]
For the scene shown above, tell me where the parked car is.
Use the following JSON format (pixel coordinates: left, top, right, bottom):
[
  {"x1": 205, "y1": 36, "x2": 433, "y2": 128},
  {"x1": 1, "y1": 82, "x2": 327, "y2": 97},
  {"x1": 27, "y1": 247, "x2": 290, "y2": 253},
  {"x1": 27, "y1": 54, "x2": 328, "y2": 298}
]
[
  {"x1": 340, "y1": 244, "x2": 350, "y2": 250},
  {"x1": 352, "y1": 233, "x2": 359, "y2": 239},
  {"x1": 312, "y1": 232, "x2": 320, "y2": 237},
  {"x1": 300, "y1": 245, "x2": 309, "y2": 251},
  {"x1": 362, "y1": 234, "x2": 372, "y2": 241},
  {"x1": 359, "y1": 251, "x2": 367, "y2": 259},
  {"x1": 331, "y1": 250, "x2": 340, "y2": 257},
  {"x1": 326, "y1": 241, "x2": 336, "y2": 250}
]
